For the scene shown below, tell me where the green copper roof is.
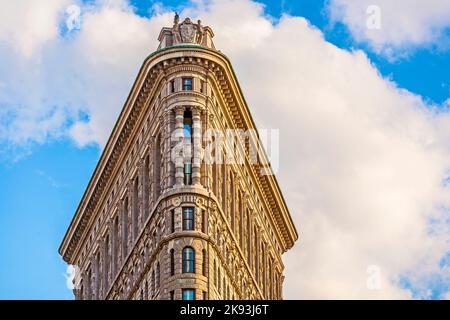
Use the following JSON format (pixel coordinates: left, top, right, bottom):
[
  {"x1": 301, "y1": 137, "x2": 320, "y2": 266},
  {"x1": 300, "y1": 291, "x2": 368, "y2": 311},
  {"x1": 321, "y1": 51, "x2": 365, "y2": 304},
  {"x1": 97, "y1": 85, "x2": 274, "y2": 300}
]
[{"x1": 145, "y1": 44, "x2": 205, "y2": 60}]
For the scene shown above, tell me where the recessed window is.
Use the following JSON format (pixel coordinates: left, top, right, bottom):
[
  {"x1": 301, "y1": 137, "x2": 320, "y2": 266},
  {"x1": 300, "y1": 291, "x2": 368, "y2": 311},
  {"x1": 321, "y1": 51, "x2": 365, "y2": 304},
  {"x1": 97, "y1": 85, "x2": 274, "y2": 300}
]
[
  {"x1": 182, "y1": 77, "x2": 193, "y2": 91},
  {"x1": 184, "y1": 163, "x2": 192, "y2": 185},
  {"x1": 182, "y1": 246, "x2": 195, "y2": 273},
  {"x1": 170, "y1": 290, "x2": 175, "y2": 300},
  {"x1": 202, "y1": 249, "x2": 207, "y2": 276},
  {"x1": 182, "y1": 289, "x2": 195, "y2": 300},
  {"x1": 170, "y1": 249, "x2": 175, "y2": 276},
  {"x1": 170, "y1": 80, "x2": 175, "y2": 93},
  {"x1": 171, "y1": 209, "x2": 175, "y2": 233},
  {"x1": 182, "y1": 207, "x2": 194, "y2": 230}
]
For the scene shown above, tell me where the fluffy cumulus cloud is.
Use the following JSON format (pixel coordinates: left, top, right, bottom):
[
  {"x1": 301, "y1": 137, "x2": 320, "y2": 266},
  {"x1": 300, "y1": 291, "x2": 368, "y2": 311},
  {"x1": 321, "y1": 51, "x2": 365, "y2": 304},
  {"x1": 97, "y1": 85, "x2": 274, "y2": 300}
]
[
  {"x1": 0, "y1": 0, "x2": 171, "y2": 150},
  {"x1": 1, "y1": 0, "x2": 450, "y2": 298},
  {"x1": 190, "y1": 0, "x2": 450, "y2": 299},
  {"x1": 327, "y1": 0, "x2": 450, "y2": 57}
]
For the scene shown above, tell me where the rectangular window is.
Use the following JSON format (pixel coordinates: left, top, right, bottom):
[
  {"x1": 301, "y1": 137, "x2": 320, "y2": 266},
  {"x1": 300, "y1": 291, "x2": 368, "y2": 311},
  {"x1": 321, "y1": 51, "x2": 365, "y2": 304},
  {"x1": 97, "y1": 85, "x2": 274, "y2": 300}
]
[
  {"x1": 182, "y1": 289, "x2": 195, "y2": 300},
  {"x1": 182, "y1": 207, "x2": 194, "y2": 231},
  {"x1": 171, "y1": 210, "x2": 175, "y2": 233},
  {"x1": 182, "y1": 247, "x2": 195, "y2": 273},
  {"x1": 202, "y1": 249, "x2": 207, "y2": 276},
  {"x1": 201, "y1": 210, "x2": 206, "y2": 233},
  {"x1": 182, "y1": 77, "x2": 193, "y2": 91},
  {"x1": 170, "y1": 290, "x2": 174, "y2": 300},
  {"x1": 184, "y1": 163, "x2": 192, "y2": 185},
  {"x1": 170, "y1": 249, "x2": 175, "y2": 276},
  {"x1": 170, "y1": 80, "x2": 175, "y2": 93}
]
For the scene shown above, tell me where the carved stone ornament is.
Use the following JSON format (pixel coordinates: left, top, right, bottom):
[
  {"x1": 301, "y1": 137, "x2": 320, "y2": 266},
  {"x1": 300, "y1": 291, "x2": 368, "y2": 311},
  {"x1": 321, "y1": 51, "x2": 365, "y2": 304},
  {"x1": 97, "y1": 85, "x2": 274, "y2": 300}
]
[
  {"x1": 180, "y1": 18, "x2": 196, "y2": 43},
  {"x1": 172, "y1": 196, "x2": 182, "y2": 207},
  {"x1": 172, "y1": 15, "x2": 206, "y2": 45},
  {"x1": 195, "y1": 197, "x2": 203, "y2": 206}
]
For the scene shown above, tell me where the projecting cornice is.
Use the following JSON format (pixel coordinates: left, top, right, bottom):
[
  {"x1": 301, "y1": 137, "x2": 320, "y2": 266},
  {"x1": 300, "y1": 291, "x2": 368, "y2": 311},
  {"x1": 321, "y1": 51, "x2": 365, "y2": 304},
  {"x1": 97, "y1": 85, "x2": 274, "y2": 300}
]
[{"x1": 59, "y1": 45, "x2": 298, "y2": 263}]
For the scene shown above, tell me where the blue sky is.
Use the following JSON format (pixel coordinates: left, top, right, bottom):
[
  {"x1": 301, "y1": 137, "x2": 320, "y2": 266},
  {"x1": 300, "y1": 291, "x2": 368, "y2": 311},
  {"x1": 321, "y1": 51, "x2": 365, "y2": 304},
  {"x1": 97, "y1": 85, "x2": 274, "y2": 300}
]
[{"x1": 0, "y1": 0, "x2": 449, "y2": 299}]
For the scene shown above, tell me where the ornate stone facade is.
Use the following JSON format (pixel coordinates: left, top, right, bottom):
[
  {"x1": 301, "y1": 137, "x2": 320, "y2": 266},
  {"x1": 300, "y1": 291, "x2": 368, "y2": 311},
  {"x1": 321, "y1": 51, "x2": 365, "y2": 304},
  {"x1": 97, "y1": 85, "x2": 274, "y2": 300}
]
[{"x1": 59, "y1": 16, "x2": 298, "y2": 300}]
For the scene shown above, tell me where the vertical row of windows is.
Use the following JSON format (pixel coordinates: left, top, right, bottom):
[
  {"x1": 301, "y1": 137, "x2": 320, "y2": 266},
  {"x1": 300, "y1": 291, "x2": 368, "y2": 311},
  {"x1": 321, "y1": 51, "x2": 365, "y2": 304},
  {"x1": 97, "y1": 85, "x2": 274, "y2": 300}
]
[
  {"x1": 183, "y1": 110, "x2": 193, "y2": 185},
  {"x1": 168, "y1": 247, "x2": 208, "y2": 300}
]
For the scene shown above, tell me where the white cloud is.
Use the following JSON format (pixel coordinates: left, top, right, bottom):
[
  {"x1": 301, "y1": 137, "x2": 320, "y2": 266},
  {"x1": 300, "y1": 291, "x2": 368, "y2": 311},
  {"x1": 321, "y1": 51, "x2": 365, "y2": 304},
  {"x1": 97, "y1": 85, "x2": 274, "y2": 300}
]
[
  {"x1": 0, "y1": 0, "x2": 69, "y2": 58},
  {"x1": 183, "y1": 0, "x2": 450, "y2": 298},
  {"x1": 328, "y1": 0, "x2": 450, "y2": 57},
  {"x1": 1, "y1": 0, "x2": 450, "y2": 298},
  {"x1": 0, "y1": 0, "x2": 171, "y2": 148}
]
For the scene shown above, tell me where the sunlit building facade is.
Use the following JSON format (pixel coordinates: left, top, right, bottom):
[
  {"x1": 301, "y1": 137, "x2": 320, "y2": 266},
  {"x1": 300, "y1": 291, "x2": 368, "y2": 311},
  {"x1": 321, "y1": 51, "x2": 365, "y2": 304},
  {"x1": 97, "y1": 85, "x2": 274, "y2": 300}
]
[{"x1": 59, "y1": 15, "x2": 298, "y2": 300}]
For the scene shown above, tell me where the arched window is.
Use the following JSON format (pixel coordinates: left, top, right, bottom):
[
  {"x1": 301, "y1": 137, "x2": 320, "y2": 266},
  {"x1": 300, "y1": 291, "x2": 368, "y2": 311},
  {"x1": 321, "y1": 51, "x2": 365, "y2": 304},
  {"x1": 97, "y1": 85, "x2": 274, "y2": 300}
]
[
  {"x1": 182, "y1": 247, "x2": 195, "y2": 273},
  {"x1": 170, "y1": 249, "x2": 175, "y2": 276}
]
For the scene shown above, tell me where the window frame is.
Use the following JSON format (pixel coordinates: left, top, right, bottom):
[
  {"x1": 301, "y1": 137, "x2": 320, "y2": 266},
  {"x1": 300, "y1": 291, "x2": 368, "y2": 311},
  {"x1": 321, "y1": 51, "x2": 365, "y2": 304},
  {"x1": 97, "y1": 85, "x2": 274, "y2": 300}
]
[
  {"x1": 182, "y1": 246, "x2": 195, "y2": 273},
  {"x1": 182, "y1": 207, "x2": 194, "y2": 231},
  {"x1": 182, "y1": 77, "x2": 193, "y2": 91},
  {"x1": 170, "y1": 249, "x2": 175, "y2": 276},
  {"x1": 182, "y1": 289, "x2": 195, "y2": 300}
]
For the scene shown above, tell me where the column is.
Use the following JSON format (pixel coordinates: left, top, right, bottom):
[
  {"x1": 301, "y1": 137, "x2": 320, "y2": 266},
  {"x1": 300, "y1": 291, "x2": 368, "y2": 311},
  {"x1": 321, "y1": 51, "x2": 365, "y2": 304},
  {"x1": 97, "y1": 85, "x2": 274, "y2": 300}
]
[
  {"x1": 93, "y1": 252, "x2": 99, "y2": 299},
  {"x1": 122, "y1": 197, "x2": 129, "y2": 260},
  {"x1": 163, "y1": 110, "x2": 171, "y2": 191},
  {"x1": 174, "y1": 106, "x2": 185, "y2": 186},
  {"x1": 168, "y1": 110, "x2": 176, "y2": 188},
  {"x1": 112, "y1": 214, "x2": 118, "y2": 277},
  {"x1": 192, "y1": 107, "x2": 202, "y2": 186},
  {"x1": 102, "y1": 238, "x2": 108, "y2": 296}
]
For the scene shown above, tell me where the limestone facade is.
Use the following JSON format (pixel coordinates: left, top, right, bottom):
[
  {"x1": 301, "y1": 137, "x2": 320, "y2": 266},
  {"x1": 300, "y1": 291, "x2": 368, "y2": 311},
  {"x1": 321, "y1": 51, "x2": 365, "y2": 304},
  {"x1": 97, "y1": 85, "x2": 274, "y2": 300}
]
[{"x1": 59, "y1": 16, "x2": 298, "y2": 300}]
